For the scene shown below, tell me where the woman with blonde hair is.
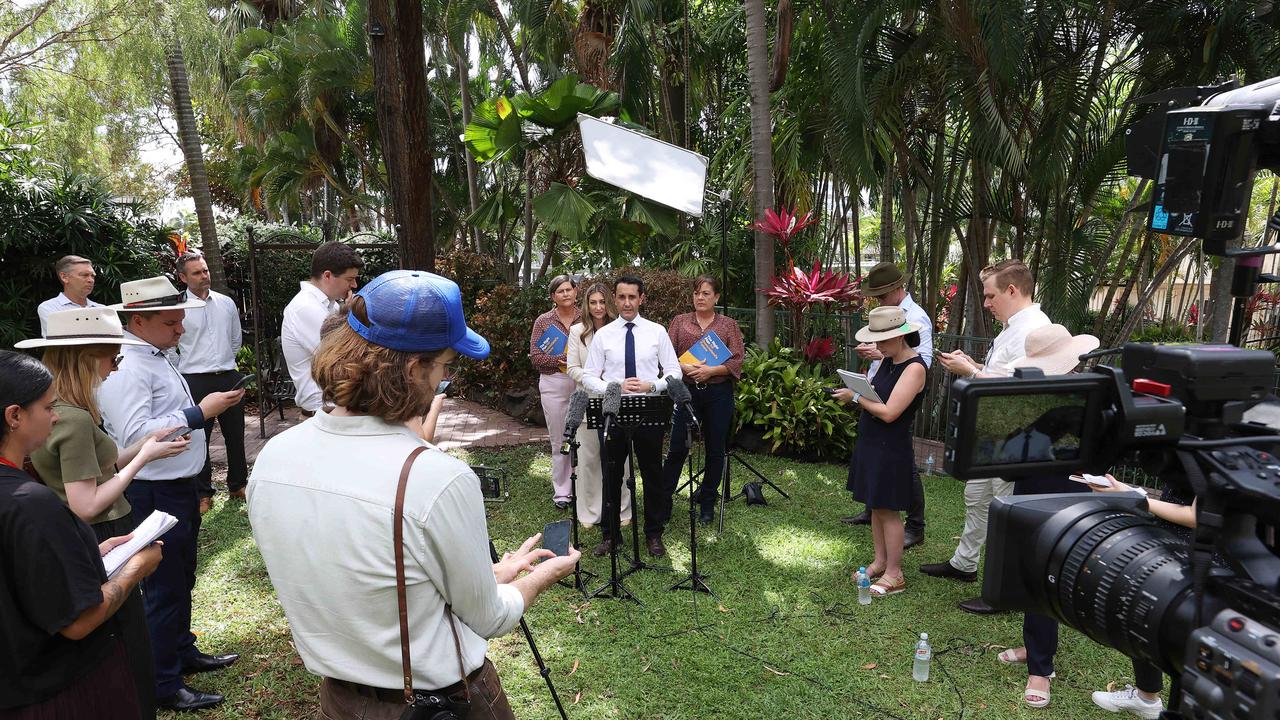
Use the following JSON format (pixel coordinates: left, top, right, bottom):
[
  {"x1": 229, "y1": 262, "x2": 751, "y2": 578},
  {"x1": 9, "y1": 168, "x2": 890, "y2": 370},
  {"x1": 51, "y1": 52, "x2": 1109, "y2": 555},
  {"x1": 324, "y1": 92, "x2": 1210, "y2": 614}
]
[
  {"x1": 565, "y1": 282, "x2": 631, "y2": 531},
  {"x1": 17, "y1": 307, "x2": 190, "y2": 719}
]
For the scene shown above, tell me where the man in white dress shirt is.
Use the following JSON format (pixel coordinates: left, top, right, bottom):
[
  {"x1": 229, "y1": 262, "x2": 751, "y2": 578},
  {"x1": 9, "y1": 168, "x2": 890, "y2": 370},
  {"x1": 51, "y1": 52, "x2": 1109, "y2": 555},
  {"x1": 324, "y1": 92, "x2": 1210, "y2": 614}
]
[
  {"x1": 581, "y1": 275, "x2": 682, "y2": 558},
  {"x1": 280, "y1": 242, "x2": 363, "y2": 416},
  {"x1": 846, "y1": 261, "x2": 934, "y2": 548},
  {"x1": 36, "y1": 255, "x2": 103, "y2": 334},
  {"x1": 922, "y1": 259, "x2": 1051, "y2": 615},
  {"x1": 175, "y1": 251, "x2": 246, "y2": 512},
  {"x1": 98, "y1": 276, "x2": 248, "y2": 711}
]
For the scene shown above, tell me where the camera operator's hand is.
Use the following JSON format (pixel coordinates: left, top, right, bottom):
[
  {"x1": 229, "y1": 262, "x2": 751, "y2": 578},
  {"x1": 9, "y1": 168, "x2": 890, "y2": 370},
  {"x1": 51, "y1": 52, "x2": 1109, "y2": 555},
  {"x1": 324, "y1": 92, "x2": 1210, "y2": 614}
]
[{"x1": 493, "y1": 533, "x2": 556, "y2": 584}]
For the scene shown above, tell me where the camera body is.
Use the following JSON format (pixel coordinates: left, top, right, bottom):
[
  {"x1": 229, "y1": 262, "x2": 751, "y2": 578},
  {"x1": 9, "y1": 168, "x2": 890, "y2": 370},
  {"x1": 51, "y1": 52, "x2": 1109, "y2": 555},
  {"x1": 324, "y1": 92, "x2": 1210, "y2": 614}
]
[
  {"x1": 947, "y1": 342, "x2": 1280, "y2": 719},
  {"x1": 399, "y1": 691, "x2": 470, "y2": 720}
]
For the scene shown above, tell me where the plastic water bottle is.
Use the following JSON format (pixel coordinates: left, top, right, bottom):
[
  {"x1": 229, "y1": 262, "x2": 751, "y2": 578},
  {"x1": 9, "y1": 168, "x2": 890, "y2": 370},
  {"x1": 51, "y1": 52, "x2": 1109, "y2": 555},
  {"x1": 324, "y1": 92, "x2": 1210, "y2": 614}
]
[
  {"x1": 913, "y1": 633, "x2": 932, "y2": 681},
  {"x1": 925, "y1": 454, "x2": 936, "y2": 477},
  {"x1": 857, "y1": 567, "x2": 872, "y2": 605}
]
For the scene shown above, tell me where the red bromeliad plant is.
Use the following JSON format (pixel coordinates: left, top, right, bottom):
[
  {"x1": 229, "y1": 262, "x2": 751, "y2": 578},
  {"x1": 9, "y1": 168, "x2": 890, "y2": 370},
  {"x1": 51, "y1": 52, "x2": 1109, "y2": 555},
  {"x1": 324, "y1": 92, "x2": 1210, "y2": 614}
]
[
  {"x1": 766, "y1": 260, "x2": 860, "y2": 350},
  {"x1": 803, "y1": 336, "x2": 836, "y2": 364},
  {"x1": 752, "y1": 206, "x2": 817, "y2": 262}
]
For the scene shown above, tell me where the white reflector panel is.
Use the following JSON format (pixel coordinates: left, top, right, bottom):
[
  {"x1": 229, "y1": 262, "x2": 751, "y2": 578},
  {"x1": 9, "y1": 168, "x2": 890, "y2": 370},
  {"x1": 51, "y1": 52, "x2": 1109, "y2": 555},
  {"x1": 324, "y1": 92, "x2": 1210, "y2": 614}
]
[{"x1": 577, "y1": 113, "x2": 709, "y2": 217}]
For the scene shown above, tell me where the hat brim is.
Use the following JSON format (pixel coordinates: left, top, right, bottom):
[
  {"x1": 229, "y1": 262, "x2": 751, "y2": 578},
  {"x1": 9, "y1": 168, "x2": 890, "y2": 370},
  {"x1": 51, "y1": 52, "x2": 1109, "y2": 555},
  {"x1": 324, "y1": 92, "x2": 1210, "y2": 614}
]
[
  {"x1": 855, "y1": 320, "x2": 923, "y2": 343},
  {"x1": 15, "y1": 336, "x2": 149, "y2": 349},
  {"x1": 110, "y1": 298, "x2": 206, "y2": 311},
  {"x1": 452, "y1": 327, "x2": 490, "y2": 360},
  {"x1": 1009, "y1": 335, "x2": 1101, "y2": 376},
  {"x1": 861, "y1": 278, "x2": 905, "y2": 297}
]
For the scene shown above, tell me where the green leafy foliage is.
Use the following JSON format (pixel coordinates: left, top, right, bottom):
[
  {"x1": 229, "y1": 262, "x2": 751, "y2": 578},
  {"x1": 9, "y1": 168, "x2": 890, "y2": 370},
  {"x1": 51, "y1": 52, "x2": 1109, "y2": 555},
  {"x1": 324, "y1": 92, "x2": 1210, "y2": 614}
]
[{"x1": 735, "y1": 340, "x2": 856, "y2": 462}]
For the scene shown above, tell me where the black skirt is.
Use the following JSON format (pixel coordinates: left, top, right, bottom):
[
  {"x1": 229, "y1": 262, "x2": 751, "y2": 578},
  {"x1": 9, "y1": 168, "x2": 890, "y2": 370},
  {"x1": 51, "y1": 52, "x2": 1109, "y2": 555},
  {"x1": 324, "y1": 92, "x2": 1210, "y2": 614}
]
[{"x1": 91, "y1": 513, "x2": 155, "y2": 720}]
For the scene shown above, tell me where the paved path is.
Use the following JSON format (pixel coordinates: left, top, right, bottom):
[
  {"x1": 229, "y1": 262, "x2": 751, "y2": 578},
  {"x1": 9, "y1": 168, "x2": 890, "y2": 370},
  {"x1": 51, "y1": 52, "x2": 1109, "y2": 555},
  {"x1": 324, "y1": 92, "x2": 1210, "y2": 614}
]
[{"x1": 209, "y1": 397, "x2": 545, "y2": 467}]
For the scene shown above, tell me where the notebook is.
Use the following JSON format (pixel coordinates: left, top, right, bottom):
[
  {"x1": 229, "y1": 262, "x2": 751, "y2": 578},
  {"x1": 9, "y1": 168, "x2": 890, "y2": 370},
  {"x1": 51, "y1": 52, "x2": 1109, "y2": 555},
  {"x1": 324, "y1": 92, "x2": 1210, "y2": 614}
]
[
  {"x1": 836, "y1": 369, "x2": 883, "y2": 404},
  {"x1": 102, "y1": 509, "x2": 178, "y2": 579}
]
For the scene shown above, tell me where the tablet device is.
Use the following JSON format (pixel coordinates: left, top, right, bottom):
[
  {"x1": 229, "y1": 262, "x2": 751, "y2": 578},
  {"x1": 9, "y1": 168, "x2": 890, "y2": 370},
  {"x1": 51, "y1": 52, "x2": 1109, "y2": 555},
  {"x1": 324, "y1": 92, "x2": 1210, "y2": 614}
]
[{"x1": 835, "y1": 369, "x2": 883, "y2": 404}]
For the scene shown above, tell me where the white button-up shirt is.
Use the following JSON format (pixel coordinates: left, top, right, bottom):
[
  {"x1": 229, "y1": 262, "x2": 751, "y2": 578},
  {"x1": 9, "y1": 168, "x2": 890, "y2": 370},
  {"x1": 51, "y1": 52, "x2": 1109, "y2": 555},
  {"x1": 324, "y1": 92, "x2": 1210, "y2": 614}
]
[
  {"x1": 868, "y1": 292, "x2": 934, "y2": 377},
  {"x1": 581, "y1": 314, "x2": 681, "y2": 394},
  {"x1": 98, "y1": 332, "x2": 207, "y2": 480},
  {"x1": 247, "y1": 412, "x2": 525, "y2": 690},
  {"x1": 36, "y1": 293, "x2": 103, "y2": 335},
  {"x1": 983, "y1": 303, "x2": 1052, "y2": 377},
  {"x1": 281, "y1": 282, "x2": 337, "y2": 411},
  {"x1": 177, "y1": 289, "x2": 242, "y2": 374}
]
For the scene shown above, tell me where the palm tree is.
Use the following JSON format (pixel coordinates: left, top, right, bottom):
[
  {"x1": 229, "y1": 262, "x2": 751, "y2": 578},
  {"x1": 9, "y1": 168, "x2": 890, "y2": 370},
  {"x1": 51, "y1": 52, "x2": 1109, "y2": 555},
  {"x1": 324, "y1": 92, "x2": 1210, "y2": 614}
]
[
  {"x1": 744, "y1": 0, "x2": 775, "y2": 346},
  {"x1": 167, "y1": 36, "x2": 227, "y2": 291}
]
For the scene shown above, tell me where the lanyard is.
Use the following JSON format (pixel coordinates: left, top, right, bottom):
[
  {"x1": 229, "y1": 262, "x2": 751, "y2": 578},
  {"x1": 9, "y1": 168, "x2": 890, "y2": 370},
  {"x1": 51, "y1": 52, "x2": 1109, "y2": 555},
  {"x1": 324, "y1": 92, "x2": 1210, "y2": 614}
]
[{"x1": 0, "y1": 457, "x2": 21, "y2": 470}]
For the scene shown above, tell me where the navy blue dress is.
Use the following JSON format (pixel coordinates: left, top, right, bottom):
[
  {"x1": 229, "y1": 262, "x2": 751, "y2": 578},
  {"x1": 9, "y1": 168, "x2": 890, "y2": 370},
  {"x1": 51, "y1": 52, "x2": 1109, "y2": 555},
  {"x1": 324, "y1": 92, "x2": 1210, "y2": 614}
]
[{"x1": 847, "y1": 355, "x2": 928, "y2": 510}]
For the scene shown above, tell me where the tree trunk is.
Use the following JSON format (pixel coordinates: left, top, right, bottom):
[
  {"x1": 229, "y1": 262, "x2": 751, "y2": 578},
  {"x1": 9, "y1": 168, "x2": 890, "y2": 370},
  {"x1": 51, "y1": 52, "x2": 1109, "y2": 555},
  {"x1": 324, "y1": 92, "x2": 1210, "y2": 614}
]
[
  {"x1": 166, "y1": 38, "x2": 226, "y2": 292},
  {"x1": 369, "y1": 0, "x2": 435, "y2": 270},
  {"x1": 487, "y1": 0, "x2": 532, "y2": 93},
  {"x1": 457, "y1": 43, "x2": 483, "y2": 252},
  {"x1": 744, "y1": 0, "x2": 776, "y2": 346},
  {"x1": 1207, "y1": 236, "x2": 1241, "y2": 342},
  {"x1": 879, "y1": 161, "x2": 894, "y2": 262}
]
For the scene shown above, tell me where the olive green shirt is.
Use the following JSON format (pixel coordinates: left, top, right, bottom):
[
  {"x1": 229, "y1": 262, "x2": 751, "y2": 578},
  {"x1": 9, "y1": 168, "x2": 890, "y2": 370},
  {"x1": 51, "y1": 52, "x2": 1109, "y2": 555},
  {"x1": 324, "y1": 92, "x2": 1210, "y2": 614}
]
[{"x1": 30, "y1": 402, "x2": 130, "y2": 525}]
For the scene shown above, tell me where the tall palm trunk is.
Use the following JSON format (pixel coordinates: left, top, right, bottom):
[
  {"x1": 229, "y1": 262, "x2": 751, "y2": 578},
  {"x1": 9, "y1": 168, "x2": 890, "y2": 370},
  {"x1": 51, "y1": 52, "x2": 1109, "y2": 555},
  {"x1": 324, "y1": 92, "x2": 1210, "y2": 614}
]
[
  {"x1": 166, "y1": 38, "x2": 226, "y2": 291},
  {"x1": 744, "y1": 0, "x2": 776, "y2": 346}
]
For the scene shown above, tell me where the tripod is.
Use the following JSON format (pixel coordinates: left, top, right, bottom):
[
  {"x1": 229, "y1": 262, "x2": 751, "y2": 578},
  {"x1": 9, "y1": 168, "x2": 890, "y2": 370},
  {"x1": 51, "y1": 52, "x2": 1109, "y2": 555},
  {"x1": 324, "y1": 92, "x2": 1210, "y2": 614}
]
[
  {"x1": 670, "y1": 423, "x2": 715, "y2": 596},
  {"x1": 585, "y1": 394, "x2": 673, "y2": 602},
  {"x1": 487, "y1": 541, "x2": 568, "y2": 720},
  {"x1": 560, "y1": 436, "x2": 597, "y2": 596}
]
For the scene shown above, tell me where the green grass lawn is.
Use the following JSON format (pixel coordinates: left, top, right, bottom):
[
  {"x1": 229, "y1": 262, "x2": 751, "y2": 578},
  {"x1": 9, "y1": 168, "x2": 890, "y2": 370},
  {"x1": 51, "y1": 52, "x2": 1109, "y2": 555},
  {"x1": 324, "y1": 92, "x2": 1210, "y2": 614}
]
[{"x1": 177, "y1": 446, "x2": 1150, "y2": 719}]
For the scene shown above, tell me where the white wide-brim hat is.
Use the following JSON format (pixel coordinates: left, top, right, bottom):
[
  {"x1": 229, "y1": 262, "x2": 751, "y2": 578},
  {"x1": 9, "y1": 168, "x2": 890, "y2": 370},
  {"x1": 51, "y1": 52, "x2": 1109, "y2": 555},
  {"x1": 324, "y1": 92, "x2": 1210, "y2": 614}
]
[
  {"x1": 1009, "y1": 324, "x2": 1100, "y2": 376},
  {"x1": 15, "y1": 307, "x2": 149, "y2": 349},
  {"x1": 110, "y1": 276, "x2": 206, "y2": 311},
  {"x1": 855, "y1": 305, "x2": 923, "y2": 343}
]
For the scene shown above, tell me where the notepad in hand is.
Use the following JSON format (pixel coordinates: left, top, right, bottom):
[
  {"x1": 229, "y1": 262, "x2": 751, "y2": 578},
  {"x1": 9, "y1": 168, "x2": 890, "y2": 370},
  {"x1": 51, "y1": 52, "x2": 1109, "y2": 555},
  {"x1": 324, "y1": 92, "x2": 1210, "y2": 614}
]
[
  {"x1": 836, "y1": 369, "x2": 883, "y2": 404},
  {"x1": 678, "y1": 330, "x2": 732, "y2": 366},
  {"x1": 102, "y1": 510, "x2": 178, "y2": 579},
  {"x1": 535, "y1": 325, "x2": 569, "y2": 357}
]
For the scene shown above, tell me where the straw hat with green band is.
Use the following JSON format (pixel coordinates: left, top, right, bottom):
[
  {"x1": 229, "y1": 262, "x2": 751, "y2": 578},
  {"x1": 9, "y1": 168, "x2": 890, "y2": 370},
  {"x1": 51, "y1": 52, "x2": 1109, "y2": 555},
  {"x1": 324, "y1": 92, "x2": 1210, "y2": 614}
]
[{"x1": 855, "y1": 305, "x2": 923, "y2": 343}]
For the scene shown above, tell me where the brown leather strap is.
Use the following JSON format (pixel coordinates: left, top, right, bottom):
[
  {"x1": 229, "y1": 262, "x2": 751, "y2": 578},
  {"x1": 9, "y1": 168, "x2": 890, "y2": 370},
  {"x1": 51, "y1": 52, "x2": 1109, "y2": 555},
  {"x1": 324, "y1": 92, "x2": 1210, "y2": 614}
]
[
  {"x1": 393, "y1": 446, "x2": 473, "y2": 706},
  {"x1": 394, "y1": 446, "x2": 428, "y2": 704}
]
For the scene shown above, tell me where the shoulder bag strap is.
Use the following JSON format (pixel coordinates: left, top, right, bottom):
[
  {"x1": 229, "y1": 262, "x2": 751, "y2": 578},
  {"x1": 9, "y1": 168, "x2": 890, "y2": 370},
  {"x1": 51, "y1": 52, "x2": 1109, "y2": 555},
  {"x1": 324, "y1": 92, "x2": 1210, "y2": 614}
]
[{"x1": 393, "y1": 446, "x2": 472, "y2": 705}]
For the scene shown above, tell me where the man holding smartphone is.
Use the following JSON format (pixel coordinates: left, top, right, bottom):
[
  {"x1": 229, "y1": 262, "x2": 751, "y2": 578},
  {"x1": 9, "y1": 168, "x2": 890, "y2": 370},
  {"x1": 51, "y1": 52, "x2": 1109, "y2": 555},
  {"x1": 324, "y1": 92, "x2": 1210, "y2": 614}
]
[{"x1": 175, "y1": 251, "x2": 248, "y2": 513}]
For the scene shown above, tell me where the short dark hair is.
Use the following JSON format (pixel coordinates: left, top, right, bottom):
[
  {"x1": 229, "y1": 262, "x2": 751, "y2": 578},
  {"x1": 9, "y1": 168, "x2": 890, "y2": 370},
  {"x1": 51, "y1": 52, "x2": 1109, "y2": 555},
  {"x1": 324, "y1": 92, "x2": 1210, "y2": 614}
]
[
  {"x1": 692, "y1": 275, "x2": 720, "y2": 295},
  {"x1": 311, "y1": 242, "x2": 364, "y2": 279},
  {"x1": 613, "y1": 274, "x2": 645, "y2": 296},
  {"x1": 176, "y1": 250, "x2": 204, "y2": 275},
  {"x1": 547, "y1": 274, "x2": 575, "y2": 296},
  {"x1": 0, "y1": 350, "x2": 53, "y2": 444}
]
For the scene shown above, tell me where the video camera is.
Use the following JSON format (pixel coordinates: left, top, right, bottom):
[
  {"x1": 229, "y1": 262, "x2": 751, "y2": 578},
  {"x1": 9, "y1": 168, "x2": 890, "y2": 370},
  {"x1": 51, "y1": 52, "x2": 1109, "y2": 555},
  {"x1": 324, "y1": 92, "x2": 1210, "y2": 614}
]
[{"x1": 945, "y1": 342, "x2": 1280, "y2": 720}]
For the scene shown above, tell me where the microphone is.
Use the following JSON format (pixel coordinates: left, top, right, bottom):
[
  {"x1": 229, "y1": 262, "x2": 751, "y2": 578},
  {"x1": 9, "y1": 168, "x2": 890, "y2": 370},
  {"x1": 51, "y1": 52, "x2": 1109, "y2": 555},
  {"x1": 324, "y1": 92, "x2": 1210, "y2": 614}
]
[
  {"x1": 560, "y1": 390, "x2": 589, "y2": 454},
  {"x1": 601, "y1": 382, "x2": 622, "y2": 439},
  {"x1": 664, "y1": 376, "x2": 701, "y2": 432}
]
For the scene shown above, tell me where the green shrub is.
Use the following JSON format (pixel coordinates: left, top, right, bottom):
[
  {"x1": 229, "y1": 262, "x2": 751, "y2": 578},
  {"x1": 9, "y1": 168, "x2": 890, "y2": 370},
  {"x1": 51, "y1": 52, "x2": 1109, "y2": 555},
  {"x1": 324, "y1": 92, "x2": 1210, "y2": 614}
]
[{"x1": 735, "y1": 340, "x2": 855, "y2": 462}]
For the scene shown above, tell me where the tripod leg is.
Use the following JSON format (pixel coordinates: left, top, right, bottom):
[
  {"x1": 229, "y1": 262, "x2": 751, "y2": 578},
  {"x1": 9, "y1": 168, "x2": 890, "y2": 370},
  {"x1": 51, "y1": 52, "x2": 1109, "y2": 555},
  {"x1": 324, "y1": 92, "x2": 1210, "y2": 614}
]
[
  {"x1": 672, "y1": 431, "x2": 715, "y2": 597},
  {"x1": 730, "y1": 453, "x2": 791, "y2": 499}
]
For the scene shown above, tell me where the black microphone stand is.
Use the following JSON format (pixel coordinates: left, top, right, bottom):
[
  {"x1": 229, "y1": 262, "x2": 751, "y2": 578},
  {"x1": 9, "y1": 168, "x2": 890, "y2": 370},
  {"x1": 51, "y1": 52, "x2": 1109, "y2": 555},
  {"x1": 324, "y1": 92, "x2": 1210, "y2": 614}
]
[
  {"x1": 561, "y1": 435, "x2": 596, "y2": 596},
  {"x1": 487, "y1": 540, "x2": 569, "y2": 720},
  {"x1": 671, "y1": 422, "x2": 715, "y2": 597}
]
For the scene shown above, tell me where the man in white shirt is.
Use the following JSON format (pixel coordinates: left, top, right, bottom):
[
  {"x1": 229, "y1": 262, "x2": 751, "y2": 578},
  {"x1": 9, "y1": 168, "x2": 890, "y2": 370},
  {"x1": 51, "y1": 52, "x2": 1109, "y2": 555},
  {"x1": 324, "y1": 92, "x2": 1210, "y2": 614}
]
[
  {"x1": 846, "y1": 262, "x2": 934, "y2": 548},
  {"x1": 175, "y1": 251, "x2": 246, "y2": 512},
  {"x1": 922, "y1": 259, "x2": 1051, "y2": 615},
  {"x1": 36, "y1": 255, "x2": 103, "y2": 334},
  {"x1": 280, "y1": 242, "x2": 363, "y2": 415},
  {"x1": 581, "y1": 275, "x2": 682, "y2": 558},
  {"x1": 98, "y1": 276, "x2": 247, "y2": 712}
]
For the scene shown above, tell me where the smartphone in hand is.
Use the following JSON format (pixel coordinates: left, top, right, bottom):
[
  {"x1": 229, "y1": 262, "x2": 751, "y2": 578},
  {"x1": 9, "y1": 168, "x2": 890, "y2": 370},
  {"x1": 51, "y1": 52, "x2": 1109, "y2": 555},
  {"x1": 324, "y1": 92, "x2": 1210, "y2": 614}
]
[
  {"x1": 1069, "y1": 473, "x2": 1112, "y2": 488},
  {"x1": 159, "y1": 427, "x2": 191, "y2": 442},
  {"x1": 231, "y1": 373, "x2": 256, "y2": 391},
  {"x1": 542, "y1": 519, "x2": 572, "y2": 557},
  {"x1": 436, "y1": 379, "x2": 451, "y2": 396}
]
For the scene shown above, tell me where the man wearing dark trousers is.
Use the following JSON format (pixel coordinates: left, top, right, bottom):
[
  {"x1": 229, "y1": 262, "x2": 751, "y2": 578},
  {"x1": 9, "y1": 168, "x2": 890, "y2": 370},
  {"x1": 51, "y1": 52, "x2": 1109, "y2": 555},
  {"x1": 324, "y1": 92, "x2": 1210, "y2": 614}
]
[
  {"x1": 176, "y1": 251, "x2": 247, "y2": 514},
  {"x1": 581, "y1": 275, "x2": 682, "y2": 558},
  {"x1": 844, "y1": 262, "x2": 933, "y2": 549},
  {"x1": 99, "y1": 276, "x2": 245, "y2": 712}
]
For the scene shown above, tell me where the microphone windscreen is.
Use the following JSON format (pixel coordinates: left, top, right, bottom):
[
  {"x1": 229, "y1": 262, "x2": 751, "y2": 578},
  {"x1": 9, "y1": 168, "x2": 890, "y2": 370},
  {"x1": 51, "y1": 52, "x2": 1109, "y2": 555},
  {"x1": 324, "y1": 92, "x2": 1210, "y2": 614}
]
[
  {"x1": 564, "y1": 390, "x2": 589, "y2": 433},
  {"x1": 603, "y1": 382, "x2": 622, "y2": 415},
  {"x1": 665, "y1": 375, "x2": 691, "y2": 403}
]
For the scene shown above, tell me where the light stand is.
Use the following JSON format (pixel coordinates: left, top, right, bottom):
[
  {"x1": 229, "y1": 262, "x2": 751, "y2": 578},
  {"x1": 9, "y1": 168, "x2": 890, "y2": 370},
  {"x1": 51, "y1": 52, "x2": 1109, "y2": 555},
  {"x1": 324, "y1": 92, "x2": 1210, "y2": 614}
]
[
  {"x1": 670, "y1": 423, "x2": 715, "y2": 596},
  {"x1": 487, "y1": 540, "x2": 569, "y2": 720}
]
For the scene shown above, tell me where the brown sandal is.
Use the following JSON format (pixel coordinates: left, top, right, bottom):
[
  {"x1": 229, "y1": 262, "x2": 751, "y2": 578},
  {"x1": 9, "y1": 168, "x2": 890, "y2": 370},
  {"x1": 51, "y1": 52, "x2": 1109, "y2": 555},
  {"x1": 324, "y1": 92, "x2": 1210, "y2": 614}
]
[{"x1": 870, "y1": 575, "x2": 906, "y2": 596}]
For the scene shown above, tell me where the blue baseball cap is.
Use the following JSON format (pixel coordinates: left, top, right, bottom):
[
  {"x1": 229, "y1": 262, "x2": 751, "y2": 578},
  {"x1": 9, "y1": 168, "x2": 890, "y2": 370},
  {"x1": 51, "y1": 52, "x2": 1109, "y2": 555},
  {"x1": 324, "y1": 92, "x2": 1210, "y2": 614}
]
[{"x1": 347, "y1": 270, "x2": 490, "y2": 358}]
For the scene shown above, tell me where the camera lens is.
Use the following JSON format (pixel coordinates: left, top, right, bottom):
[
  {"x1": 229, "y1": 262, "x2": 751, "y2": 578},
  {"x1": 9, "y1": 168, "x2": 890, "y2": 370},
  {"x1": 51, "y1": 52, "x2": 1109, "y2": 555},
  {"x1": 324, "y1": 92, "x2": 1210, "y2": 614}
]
[{"x1": 1035, "y1": 504, "x2": 1197, "y2": 673}]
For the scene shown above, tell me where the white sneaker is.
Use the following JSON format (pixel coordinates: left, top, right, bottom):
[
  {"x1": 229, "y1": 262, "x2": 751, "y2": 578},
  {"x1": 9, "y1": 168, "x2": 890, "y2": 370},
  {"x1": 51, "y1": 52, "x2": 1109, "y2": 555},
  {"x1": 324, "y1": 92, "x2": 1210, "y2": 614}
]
[{"x1": 1091, "y1": 686, "x2": 1163, "y2": 720}]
